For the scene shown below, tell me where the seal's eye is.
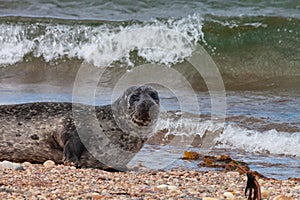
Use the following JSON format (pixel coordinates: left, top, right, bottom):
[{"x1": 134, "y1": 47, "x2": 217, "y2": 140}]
[
  {"x1": 130, "y1": 94, "x2": 140, "y2": 103},
  {"x1": 150, "y1": 92, "x2": 159, "y2": 101}
]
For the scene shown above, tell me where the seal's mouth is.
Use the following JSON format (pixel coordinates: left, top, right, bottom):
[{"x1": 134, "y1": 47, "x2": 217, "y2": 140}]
[{"x1": 131, "y1": 115, "x2": 152, "y2": 126}]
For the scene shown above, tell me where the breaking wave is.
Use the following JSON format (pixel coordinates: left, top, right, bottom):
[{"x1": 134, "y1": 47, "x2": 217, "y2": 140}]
[
  {"x1": 0, "y1": 15, "x2": 203, "y2": 66},
  {"x1": 156, "y1": 115, "x2": 300, "y2": 157}
]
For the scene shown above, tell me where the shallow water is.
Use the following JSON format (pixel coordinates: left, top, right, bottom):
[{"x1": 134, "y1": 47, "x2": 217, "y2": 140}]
[{"x1": 129, "y1": 145, "x2": 300, "y2": 180}]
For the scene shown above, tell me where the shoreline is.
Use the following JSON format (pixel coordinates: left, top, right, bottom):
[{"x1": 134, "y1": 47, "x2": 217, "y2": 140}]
[{"x1": 0, "y1": 162, "x2": 299, "y2": 199}]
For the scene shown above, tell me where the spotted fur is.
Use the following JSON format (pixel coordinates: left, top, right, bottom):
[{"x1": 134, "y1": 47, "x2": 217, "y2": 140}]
[{"x1": 0, "y1": 86, "x2": 160, "y2": 170}]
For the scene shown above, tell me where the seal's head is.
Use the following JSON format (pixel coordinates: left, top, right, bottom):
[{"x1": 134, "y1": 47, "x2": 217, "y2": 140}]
[
  {"x1": 127, "y1": 86, "x2": 160, "y2": 126},
  {"x1": 113, "y1": 85, "x2": 160, "y2": 128}
]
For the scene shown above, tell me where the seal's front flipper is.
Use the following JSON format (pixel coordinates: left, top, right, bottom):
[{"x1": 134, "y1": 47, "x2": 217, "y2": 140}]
[{"x1": 63, "y1": 135, "x2": 85, "y2": 168}]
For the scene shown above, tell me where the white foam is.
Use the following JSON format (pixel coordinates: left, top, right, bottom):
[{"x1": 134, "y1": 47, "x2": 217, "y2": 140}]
[
  {"x1": 155, "y1": 115, "x2": 300, "y2": 157},
  {"x1": 156, "y1": 117, "x2": 222, "y2": 138},
  {"x1": 154, "y1": 113, "x2": 225, "y2": 152},
  {"x1": 0, "y1": 14, "x2": 204, "y2": 66},
  {"x1": 209, "y1": 18, "x2": 268, "y2": 29},
  {"x1": 216, "y1": 124, "x2": 300, "y2": 157},
  {"x1": 0, "y1": 25, "x2": 35, "y2": 65}
]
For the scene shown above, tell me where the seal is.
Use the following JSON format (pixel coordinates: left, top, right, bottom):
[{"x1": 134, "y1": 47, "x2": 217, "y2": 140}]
[{"x1": 0, "y1": 85, "x2": 160, "y2": 171}]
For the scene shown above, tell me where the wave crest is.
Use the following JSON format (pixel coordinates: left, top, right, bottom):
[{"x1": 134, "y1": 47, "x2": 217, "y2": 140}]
[
  {"x1": 217, "y1": 125, "x2": 300, "y2": 157},
  {"x1": 0, "y1": 14, "x2": 204, "y2": 66}
]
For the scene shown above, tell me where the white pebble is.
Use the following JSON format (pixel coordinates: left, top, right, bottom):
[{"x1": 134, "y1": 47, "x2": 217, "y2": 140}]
[
  {"x1": 23, "y1": 161, "x2": 32, "y2": 166},
  {"x1": 0, "y1": 160, "x2": 24, "y2": 170},
  {"x1": 203, "y1": 198, "x2": 218, "y2": 200},
  {"x1": 168, "y1": 185, "x2": 178, "y2": 191},
  {"x1": 226, "y1": 171, "x2": 240, "y2": 177},
  {"x1": 223, "y1": 192, "x2": 235, "y2": 199},
  {"x1": 101, "y1": 189, "x2": 110, "y2": 195},
  {"x1": 156, "y1": 184, "x2": 169, "y2": 190},
  {"x1": 43, "y1": 160, "x2": 55, "y2": 168}
]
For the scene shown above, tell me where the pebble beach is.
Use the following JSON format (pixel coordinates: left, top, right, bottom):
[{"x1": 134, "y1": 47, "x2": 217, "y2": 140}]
[{"x1": 0, "y1": 161, "x2": 299, "y2": 200}]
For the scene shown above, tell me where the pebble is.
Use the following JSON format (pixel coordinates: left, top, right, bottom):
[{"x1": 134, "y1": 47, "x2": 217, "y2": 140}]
[
  {"x1": 0, "y1": 160, "x2": 24, "y2": 170},
  {"x1": 223, "y1": 192, "x2": 235, "y2": 199},
  {"x1": 226, "y1": 171, "x2": 240, "y2": 177},
  {"x1": 203, "y1": 198, "x2": 218, "y2": 200},
  {"x1": 101, "y1": 189, "x2": 110, "y2": 195},
  {"x1": 294, "y1": 186, "x2": 300, "y2": 190},
  {"x1": 273, "y1": 195, "x2": 295, "y2": 200},
  {"x1": 261, "y1": 189, "x2": 271, "y2": 199},
  {"x1": 167, "y1": 185, "x2": 178, "y2": 191},
  {"x1": 43, "y1": 160, "x2": 55, "y2": 168},
  {"x1": 156, "y1": 184, "x2": 169, "y2": 190},
  {"x1": 168, "y1": 189, "x2": 181, "y2": 195},
  {"x1": 37, "y1": 195, "x2": 47, "y2": 199},
  {"x1": 268, "y1": 187, "x2": 276, "y2": 192},
  {"x1": 22, "y1": 162, "x2": 32, "y2": 166},
  {"x1": 91, "y1": 192, "x2": 102, "y2": 199}
]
